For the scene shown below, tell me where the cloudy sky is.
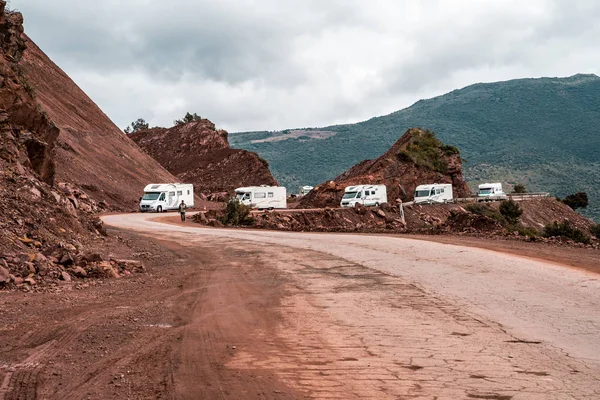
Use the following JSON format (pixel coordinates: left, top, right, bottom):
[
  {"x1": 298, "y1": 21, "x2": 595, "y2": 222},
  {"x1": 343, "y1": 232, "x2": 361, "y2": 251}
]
[{"x1": 12, "y1": 0, "x2": 600, "y2": 132}]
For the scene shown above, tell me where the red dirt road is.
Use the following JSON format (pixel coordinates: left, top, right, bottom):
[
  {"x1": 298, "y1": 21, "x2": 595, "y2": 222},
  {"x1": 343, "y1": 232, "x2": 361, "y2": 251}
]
[{"x1": 2, "y1": 213, "x2": 600, "y2": 399}]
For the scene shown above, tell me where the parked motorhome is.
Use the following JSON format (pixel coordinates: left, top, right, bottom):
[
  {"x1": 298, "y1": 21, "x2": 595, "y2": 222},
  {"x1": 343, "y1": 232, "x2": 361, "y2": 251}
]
[
  {"x1": 235, "y1": 186, "x2": 287, "y2": 209},
  {"x1": 340, "y1": 185, "x2": 387, "y2": 208},
  {"x1": 413, "y1": 183, "x2": 453, "y2": 204},
  {"x1": 299, "y1": 186, "x2": 314, "y2": 196},
  {"x1": 139, "y1": 183, "x2": 194, "y2": 212},
  {"x1": 477, "y1": 183, "x2": 507, "y2": 201}
]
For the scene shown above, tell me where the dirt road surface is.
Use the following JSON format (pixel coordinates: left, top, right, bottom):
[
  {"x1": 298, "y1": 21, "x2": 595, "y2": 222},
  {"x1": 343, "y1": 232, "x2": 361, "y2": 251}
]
[{"x1": 2, "y1": 213, "x2": 599, "y2": 399}]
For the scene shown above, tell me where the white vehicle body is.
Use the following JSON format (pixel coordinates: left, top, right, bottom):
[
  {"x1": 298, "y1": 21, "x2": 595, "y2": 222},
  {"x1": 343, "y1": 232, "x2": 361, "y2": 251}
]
[
  {"x1": 477, "y1": 182, "x2": 507, "y2": 201},
  {"x1": 139, "y1": 183, "x2": 194, "y2": 213},
  {"x1": 235, "y1": 186, "x2": 287, "y2": 209},
  {"x1": 414, "y1": 183, "x2": 453, "y2": 204},
  {"x1": 340, "y1": 185, "x2": 387, "y2": 208},
  {"x1": 299, "y1": 186, "x2": 314, "y2": 196}
]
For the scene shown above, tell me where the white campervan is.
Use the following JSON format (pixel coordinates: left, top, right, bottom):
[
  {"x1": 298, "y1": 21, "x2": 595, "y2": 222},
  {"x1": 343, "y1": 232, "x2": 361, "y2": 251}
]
[
  {"x1": 477, "y1": 183, "x2": 507, "y2": 201},
  {"x1": 299, "y1": 186, "x2": 314, "y2": 196},
  {"x1": 140, "y1": 183, "x2": 194, "y2": 212},
  {"x1": 414, "y1": 183, "x2": 453, "y2": 204},
  {"x1": 340, "y1": 185, "x2": 387, "y2": 208},
  {"x1": 235, "y1": 186, "x2": 287, "y2": 209}
]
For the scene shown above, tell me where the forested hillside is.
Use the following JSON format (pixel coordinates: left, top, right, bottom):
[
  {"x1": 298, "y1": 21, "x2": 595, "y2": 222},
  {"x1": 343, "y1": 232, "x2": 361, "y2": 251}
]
[{"x1": 230, "y1": 74, "x2": 600, "y2": 220}]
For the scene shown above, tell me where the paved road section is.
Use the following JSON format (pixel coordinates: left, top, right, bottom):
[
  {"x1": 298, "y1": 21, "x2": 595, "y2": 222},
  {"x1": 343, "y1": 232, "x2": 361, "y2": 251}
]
[{"x1": 103, "y1": 213, "x2": 600, "y2": 399}]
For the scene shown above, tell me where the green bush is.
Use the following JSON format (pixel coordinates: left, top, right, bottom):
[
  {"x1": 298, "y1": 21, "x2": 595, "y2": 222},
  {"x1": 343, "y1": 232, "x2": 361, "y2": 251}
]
[
  {"x1": 499, "y1": 199, "x2": 523, "y2": 224},
  {"x1": 590, "y1": 224, "x2": 600, "y2": 239},
  {"x1": 219, "y1": 199, "x2": 254, "y2": 226},
  {"x1": 465, "y1": 203, "x2": 506, "y2": 224},
  {"x1": 124, "y1": 118, "x2": 149, "y2": 134},
  {"x1": 513, "y1": 184, "x2": 526, "y2": 193},
  {"x1": 562, "y1": 192, "x2": 588, "y2": 210},
  {"x1": 440, "y1": 144, "x2": 460, "y2": 155},
  {"x1": 174, "y1": 112, "x2": 202, "y2": 126},
  {"x1": 399, "y1": 130, "x2": 460, "y2": 173},
  {"x1": 543, "y1": 220, "x2": 590, "y2": 244},
  {"x1": 515, "y1": 225, "x2": 539, "y2": 238}
]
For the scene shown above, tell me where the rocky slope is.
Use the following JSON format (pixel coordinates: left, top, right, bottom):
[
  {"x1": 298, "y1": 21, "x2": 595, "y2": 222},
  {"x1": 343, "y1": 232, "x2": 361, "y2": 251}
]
[
  {"x1": 19, "y1": 35, "x2": 175, "y2": 210},
  {"x1": 130, "y1": 120, "x2": 278, "y2": 197},
  {"x1": 299, "y1": 128, "x2": 470, "y2": 208},
  {"x1": 0, "y1": 3, "x2": 148, "y2": 289}
]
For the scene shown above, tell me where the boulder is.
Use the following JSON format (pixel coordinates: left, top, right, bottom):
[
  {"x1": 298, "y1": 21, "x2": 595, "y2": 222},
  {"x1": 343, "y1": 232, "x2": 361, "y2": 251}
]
[
  {"x1": 70, "y1": 266, "x2": 87, "y2": 278},
  {"x1": 60, "y1": 271, "x2": 72, "y2": 282},
  {"x1": 112, "y1": 259, "x2": 145, "y2": 273},
  {"x1": 59, "y1": 252, "x2": 74, "y2": 266},
  {"x1": 96, "y1": 261, "x2": 120, "y2": 278},
  {"x1": 0, "y1": 265, "x2": 10, "y2": 283},
  {"x1": 81, "y1": 252, "x2": 103, "y2": 263}
]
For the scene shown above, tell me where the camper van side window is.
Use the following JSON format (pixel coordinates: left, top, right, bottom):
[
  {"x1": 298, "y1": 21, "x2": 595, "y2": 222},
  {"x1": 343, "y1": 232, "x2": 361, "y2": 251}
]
[
  {"x1": 187, "y1": 190, "x2": 190, "y2": 195},
  {"x1": 169, "y1": 191, "x2": 175, "y2": 196},
  {"x1": 177, "y1": 191, "x2": 182, "y2": 195},
  {"x1": 441, "y1": 188, "x2": 444, "y2": 193},
  {"x1": 255, "y1": 192, "x2": 266, "y2": 199},
  {"x1": 268, "y1": 192, "x2": 274, "y2": 198}
]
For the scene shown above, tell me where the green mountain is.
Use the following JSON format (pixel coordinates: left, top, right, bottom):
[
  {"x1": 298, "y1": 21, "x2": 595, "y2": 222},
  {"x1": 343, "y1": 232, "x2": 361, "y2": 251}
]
[{"x1": 229, "y1": 74, "x2": 600, "y2": 221}]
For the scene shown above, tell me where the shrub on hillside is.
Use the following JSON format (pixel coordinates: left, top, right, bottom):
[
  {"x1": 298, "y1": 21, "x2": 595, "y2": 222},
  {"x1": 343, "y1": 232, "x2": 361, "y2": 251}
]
[
  {"x1": 515, "y1": 225, "x2": 538, "y2": 238},
  {"x1": 590, "y1": 224, "x2": 600, "y2": 239},
  {"x1": 543, "y1": 220, "x2": 590, "y2": 244},
  {"x1": 512, "y1": 184, "x2": 526, "y2": 193},
  {"x1": 400, "y1": 130, "x2": 461, "y2": 174},
  {"x1": 562, "y1": 192, "x2": 589, "y2": 210},
  {"x1": 465, "y1": 203, "x2": 506, "y2": 224},
  {"x1": 219, "y1": 199, "x2": 254, "y2": 226},
  {"x1": 124, "y1": 118, "x2": 149, "y2": 134},
  {"x1": 499, "y1": 199, "x2": 523, "y2": 224},
  {"x1": 174, "y1": 112, "x2": 202, "y2": 126}
]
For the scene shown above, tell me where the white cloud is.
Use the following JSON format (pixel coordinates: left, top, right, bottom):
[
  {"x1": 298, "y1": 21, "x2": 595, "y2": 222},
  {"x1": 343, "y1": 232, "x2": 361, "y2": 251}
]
[{"x1": 13, "y1": 0, "x2": 600, "y2": 132}]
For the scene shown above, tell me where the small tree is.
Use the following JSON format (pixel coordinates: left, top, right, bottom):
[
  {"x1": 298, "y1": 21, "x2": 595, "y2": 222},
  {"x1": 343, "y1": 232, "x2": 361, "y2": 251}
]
[
  {"x1": 174, "y1": 112, "x2": 202, "y2": 126},
  {"x1": 499, "y1": 199, "x2": 523, "y2": 224},
  {"x1": 562, "y1": 192, "x2": 589, "y2": 210},
  {"x1": 513, "y1": 184, "x2": 526, "y2": 193},
  {"x1": 219, "y1": 199, "x2": 254, "y2": 226},
  {"x1": 124, "y1": 118, "x2": 149, "y2": 134},
  {"x1": 543, "y1": 220, "x2": 590, "y2": 244}
]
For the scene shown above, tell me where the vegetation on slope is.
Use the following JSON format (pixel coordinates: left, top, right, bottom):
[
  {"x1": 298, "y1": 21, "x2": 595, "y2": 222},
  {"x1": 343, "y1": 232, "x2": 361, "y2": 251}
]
[{"x1": 229, "y1": 74, "x2": 600, "y2": 221}]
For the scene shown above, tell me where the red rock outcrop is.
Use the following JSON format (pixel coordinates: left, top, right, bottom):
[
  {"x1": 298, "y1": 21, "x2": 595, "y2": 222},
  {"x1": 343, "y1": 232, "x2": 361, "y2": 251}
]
[
  {"x1": 19, "y1": 36, "x2": 176, "y2": 209},
  {"x1": 299, "y1": 128, "x2": 471, "y2": 208},
  {"x1": 0, "y1": 3, "x2": 149, "y2": 289},
  {"x1": 130, "y1": 120, "x2": 278, "y2": 195}
]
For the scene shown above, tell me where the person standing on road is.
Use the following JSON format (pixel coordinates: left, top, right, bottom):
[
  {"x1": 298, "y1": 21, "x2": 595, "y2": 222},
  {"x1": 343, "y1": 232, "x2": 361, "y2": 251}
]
[{"x1": 179, "y1": 200, "x2": 187, "y2": 222}]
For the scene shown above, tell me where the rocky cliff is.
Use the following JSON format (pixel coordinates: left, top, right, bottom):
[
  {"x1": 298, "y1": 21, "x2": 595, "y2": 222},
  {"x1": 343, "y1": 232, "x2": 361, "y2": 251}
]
[
  {"x1": 299, "y1": 128, "x2": 470, "y2": 208},
  {"x1": 0, "y1": 3, "x2": 154, "y2": 288},
  {"x1": 130, "y1": 120, "x2": 278, "y2": 196},
  {"x1": 19, "y1": 35, "x2": 175, "y2": 209}
]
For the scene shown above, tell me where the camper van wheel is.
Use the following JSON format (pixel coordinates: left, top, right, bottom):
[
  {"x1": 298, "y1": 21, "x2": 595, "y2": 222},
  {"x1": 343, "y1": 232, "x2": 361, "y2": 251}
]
[
  {"x1": 157, "y1": 206, "x2": 162, "y2": 213},
  {"x1": 268, "y1": 207, "x2": 274, "y2": 211},
  {"x1": 375, "y1": 202, "x2": 380, "y2": 207}
]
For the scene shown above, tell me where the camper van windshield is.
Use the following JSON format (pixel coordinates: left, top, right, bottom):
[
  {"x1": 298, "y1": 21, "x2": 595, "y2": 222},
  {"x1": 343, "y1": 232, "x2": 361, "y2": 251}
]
[
  {"x1": 343, "y1": 192, "x2": 358, "y2": 199},
  {"x1": 142, "y1": 192, "x2": 161, "y2": 201},
  {"x1": 479, "y1": 189, "x2": 493, "y2": 195},
  {"x1": 415, "y1": 190, "x2": 431, "y2": 198},
  {"x1": 236, "y1": 192, "x2": 250, "y2": 200}
]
